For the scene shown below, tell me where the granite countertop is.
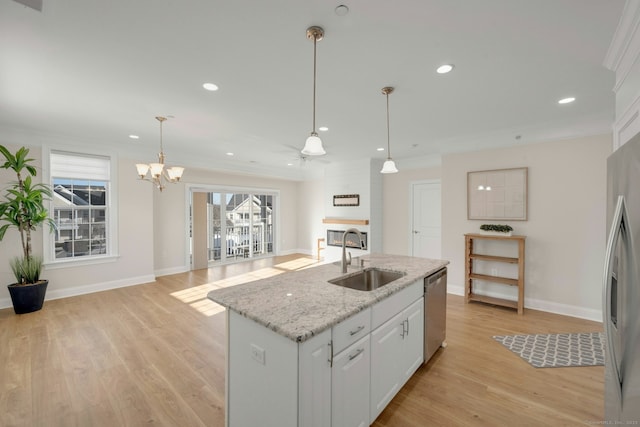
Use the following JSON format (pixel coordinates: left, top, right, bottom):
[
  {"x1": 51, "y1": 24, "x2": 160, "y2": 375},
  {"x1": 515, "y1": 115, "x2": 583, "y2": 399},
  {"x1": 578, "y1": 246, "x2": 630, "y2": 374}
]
[{"x1": 207, "y1": 253, "x2": 448, "y2": 343}]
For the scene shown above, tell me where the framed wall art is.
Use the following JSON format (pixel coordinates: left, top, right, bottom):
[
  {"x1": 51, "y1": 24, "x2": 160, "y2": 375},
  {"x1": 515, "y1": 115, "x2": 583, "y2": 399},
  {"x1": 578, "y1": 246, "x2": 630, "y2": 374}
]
[
  {"x1": 333, "y1": 194, "x2": 360, "y2": 207},
  {"x1": 467, "y1": 167, "x2": 528, "y2": 220}
]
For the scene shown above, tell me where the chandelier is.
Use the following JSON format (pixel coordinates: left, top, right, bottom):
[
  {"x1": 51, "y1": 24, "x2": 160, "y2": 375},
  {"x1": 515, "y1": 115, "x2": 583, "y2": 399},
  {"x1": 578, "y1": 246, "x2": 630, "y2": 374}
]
[{"x1": 135, "y1": 116, "x2": 185, "y2": 191}]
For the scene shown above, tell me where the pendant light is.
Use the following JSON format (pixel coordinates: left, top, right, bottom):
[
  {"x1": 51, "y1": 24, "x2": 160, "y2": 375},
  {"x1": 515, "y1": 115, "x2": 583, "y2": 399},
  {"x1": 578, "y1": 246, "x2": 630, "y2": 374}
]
[
  {"x1": 301, "y1": 26, "x2": 326, "y2": 156},
  {"x1": 380, "y1": 86, "x2": 399, "y2": 174},
  {"x1": 135, "y1": 116, "x2": 185, "y2": 191}
]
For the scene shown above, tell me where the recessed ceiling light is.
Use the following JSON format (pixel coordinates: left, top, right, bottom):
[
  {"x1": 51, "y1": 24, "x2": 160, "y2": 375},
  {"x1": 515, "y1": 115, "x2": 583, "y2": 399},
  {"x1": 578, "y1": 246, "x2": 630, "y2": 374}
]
[
  {"x1": 377, "y1": 147, "x2": 385, "y2": 151},
  {"x1": 436, "y1": 64, "x2": 454, "y2": 74},
  {"x1": 318, "y1": 126, "x2": 329, "y2": 132},
  {"x1": 129, "y1": 135, "x2": 139, "y2": 139},
  {"x1": 287, "y1": 163, "x2": 293, "y2": 166},
  {"x1": 203, "y1": 83, "x2": 219, "y2": 91},
  {"x1": 558, "y1": 97, "x2": 575, "y2": 104},
  {"x1": 226, "y1": 152, "x2": 234, "y2": 156}
]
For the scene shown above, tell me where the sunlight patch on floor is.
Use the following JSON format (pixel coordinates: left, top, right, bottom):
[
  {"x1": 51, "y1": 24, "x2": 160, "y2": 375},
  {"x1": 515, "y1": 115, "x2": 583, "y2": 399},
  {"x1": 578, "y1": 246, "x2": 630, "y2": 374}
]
[
  {"x1": 190, "y1": 299, "x2": 225, "y2": 317},
  {"x1": 171, "y1": 284, "x2": 216, "y2": 303},
  {"x1": 274, "y1": 257, "x2": 319, "y2": 271}
]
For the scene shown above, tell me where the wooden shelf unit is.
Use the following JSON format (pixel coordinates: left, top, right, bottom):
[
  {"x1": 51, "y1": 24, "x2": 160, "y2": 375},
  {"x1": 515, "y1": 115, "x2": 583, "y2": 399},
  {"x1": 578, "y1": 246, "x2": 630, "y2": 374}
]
[{"x1": 464, "y1": 233, "x2": 526, "y2": 315}]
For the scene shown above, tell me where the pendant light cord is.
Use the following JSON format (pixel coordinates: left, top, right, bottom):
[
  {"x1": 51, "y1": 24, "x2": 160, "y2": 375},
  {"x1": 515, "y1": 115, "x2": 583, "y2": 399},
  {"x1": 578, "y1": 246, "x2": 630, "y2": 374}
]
[
  {"x1": 386, "y1": 92, "x2": 391, "y2": 159},
  {"x1": 312, "y1": 35, "x2": 317, "y2": 133}
]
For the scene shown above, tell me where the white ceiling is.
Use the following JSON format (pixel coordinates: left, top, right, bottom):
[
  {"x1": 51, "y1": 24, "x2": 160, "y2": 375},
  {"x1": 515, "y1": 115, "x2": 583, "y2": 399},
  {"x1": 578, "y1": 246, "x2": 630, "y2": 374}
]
[{"x1": 0, "y1": 0, "x2": 625, "y2": 181}]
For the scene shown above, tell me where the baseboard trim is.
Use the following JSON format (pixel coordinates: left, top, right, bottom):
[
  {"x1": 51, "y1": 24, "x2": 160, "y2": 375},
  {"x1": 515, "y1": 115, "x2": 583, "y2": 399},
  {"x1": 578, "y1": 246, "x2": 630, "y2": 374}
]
[
  {"x1": 155, "y1": 266, "x2": 190, "y2": 277},
  {"x1": 447, "y1": 283, "x2": 602, "y2": 322},
  {"x1": 0, "y1": 274, "x2": 156, "y2": 310}
]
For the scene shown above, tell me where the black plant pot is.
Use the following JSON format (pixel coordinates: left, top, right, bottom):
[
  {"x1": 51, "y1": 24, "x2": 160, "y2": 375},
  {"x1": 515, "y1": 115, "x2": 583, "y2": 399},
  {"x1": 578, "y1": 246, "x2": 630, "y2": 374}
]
[{"x1": 8, "y1": 280, "x2": 48, "y2": 314}]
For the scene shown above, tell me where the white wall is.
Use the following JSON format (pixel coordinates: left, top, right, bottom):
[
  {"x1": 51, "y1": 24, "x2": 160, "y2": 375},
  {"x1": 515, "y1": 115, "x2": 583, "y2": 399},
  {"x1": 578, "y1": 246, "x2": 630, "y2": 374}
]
[
  {"x1": 441, "y1": 134, "x2": 612, "y2": 321},
  {"x1": 153, "y1": 167, "x2": 300, "y2": 275},
  {"x1": 296, "y1": 179, "x2": 325, "y2": 257},
  {"x1": 0, "y1": 144, "x2": 155, "y2": 308}
]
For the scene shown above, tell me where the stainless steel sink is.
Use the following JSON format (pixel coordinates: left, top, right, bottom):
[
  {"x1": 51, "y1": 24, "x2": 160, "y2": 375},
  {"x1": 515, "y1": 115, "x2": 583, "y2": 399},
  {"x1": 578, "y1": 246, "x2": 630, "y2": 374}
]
[{"x1": 328, "y1": 268, "x2": 405, "y2": 291}]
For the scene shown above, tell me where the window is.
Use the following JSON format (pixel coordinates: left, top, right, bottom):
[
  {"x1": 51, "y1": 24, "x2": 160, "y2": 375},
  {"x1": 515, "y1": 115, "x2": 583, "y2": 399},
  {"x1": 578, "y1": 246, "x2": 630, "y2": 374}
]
[
  {"x1": 48, "y1": 151, "x2": 113, "y2": 261},
  {"x1": 200, "y1": 191, "x2": 275, "y2": 262}
]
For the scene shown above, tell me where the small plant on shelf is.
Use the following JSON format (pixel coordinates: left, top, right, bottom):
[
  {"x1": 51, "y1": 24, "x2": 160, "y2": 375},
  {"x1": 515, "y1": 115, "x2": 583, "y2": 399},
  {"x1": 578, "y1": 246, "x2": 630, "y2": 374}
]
[{"x1": 480, "y1": 224, "x2": 513, "y2": 233}]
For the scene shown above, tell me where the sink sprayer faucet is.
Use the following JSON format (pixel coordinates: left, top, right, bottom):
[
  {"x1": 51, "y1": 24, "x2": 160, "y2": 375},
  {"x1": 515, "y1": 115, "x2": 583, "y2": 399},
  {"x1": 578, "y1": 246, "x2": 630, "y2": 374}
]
[{"x1": 341, "y1": 228, "x2": 366, "y2": 273}]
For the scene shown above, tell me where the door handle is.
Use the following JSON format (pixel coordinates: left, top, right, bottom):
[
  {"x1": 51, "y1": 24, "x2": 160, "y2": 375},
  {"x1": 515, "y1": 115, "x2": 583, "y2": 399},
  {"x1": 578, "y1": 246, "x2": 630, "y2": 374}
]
[
  {"x1": 348, "y1": 348, "x2": 364, "y2": 361},
  {"x1": 413, "y1": 230, "x2": 420, "y2": 234},
  {"x1": 349, "y1": 325, "x2": 365, "y2": 336}
]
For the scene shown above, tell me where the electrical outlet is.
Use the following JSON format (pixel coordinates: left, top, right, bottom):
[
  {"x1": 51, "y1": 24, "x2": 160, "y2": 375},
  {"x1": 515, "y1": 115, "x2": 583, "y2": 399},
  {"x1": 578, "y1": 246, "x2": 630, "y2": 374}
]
[
  {"x1": 250, "y1": 343, "x2": 265, "y2": 365},
  {"x1": 491, "y1": 267, "x2": 498, "y2": 276}
]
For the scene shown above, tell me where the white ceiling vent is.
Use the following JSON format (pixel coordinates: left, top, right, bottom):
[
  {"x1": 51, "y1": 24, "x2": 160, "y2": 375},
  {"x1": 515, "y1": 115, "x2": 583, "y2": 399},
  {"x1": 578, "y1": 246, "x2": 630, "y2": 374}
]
[{"x1": 13, "y1": 0, "x2": 42, "y2": 12}]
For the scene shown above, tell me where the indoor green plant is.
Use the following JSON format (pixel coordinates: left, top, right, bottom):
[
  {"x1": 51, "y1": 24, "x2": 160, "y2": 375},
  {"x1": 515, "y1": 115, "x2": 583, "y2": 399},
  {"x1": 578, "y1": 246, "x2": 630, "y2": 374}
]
[
  {"x1": 479, "y1": 224, "x2": 513, "y2": 234},
  {"x1": 0, "y1": 145, "x2": 55, "y2": 314}
]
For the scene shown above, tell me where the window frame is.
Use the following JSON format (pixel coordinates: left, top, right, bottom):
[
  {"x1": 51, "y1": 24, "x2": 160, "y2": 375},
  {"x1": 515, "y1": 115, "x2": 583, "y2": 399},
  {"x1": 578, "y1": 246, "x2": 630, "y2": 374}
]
[
  {"x1": 186, "y1": 184, "x2": 280, "y2": 267},
  {"x1": 43, "y1": 147, "x2": 119, "y2": 268}
]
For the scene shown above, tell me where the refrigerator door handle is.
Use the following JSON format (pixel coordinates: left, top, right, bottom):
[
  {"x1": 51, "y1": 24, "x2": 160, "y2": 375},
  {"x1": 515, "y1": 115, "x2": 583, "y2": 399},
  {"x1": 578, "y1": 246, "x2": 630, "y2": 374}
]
[{"x1": 603, "y1": 195, "x2": 627, "y2": 397}]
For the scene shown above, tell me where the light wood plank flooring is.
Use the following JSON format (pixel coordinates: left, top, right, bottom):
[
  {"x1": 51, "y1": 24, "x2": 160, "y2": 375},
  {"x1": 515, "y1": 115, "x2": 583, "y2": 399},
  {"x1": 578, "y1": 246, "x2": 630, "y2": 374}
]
[{"x1": 0, "y1": 254, "x2": 603, "y2": 426}]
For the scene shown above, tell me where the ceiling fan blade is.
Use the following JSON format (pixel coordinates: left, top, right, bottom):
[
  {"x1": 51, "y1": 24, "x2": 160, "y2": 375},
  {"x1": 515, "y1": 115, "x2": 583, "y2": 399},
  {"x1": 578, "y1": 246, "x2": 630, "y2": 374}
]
[{"x1": 13, "y1": 0, "x2": 42, "y2": 11}]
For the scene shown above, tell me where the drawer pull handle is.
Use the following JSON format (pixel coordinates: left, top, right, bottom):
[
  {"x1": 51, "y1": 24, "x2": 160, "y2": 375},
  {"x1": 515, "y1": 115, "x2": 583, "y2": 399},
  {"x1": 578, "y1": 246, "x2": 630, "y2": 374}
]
[
  {"x1": 349, "y1": 325, "x2": 365, "y2": 336},
  {"x1": 349, "y1": 348, "x2": 364, "y2": 361}
]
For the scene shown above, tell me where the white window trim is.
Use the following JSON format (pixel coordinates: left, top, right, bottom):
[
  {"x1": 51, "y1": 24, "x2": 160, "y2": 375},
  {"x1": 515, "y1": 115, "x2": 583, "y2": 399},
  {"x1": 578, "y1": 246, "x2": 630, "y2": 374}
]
[{"x1": 42, "y1": 146, "x2": 119, "y2": 267}]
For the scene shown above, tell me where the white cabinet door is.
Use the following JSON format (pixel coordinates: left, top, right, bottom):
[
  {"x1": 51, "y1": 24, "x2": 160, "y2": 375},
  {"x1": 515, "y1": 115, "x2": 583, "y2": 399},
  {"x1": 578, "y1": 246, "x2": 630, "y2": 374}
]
[
  {"x1": 332, "y1": 335, "x2": 370, "y2": 427},
  {"x1": 299, "y1": 329, "x2": 332, "y2": 427},
  {"x1": 370, "y1": 311, "x2": 404, "y2": 423},
  {"x1": 401, "y1": 297, "x2": 424, "y2": 382}
]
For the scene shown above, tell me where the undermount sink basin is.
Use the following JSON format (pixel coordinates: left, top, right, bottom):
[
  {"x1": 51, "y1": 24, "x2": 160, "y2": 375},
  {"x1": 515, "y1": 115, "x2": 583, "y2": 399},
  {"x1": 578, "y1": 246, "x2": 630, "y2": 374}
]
[{"x1": 329, "y1": 268, "x2": 406, "y2": 291}]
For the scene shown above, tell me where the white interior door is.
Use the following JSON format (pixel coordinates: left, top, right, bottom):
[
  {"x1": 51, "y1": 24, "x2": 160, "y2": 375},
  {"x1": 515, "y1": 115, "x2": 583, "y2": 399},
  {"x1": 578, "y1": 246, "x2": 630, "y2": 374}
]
[{"x1": 411, "y1": 181, "x2": 441, "y2": 259}]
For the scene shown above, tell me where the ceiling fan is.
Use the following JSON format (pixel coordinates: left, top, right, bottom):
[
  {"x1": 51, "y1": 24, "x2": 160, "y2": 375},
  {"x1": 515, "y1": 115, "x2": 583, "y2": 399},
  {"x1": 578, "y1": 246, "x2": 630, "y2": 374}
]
[
  {"x1": 282, "y1": 144, "x2": 330, "y2": 167},
  {"x1": 13, "y1": 0, "x2": 42, "y2": 11}
]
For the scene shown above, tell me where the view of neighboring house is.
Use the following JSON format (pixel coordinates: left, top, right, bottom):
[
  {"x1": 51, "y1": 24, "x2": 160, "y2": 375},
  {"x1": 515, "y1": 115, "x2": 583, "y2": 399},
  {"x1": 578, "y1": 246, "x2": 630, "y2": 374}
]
[
  {"x1": 207, "y1": 193, "x2": 273, "y2": 261},
  {"x1": 52, "y1": 181, "x2": 108, "y2": 259}
]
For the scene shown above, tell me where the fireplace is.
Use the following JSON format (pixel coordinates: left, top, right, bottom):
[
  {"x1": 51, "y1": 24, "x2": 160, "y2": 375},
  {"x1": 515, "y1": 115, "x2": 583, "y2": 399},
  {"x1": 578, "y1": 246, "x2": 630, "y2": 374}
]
[{"x1": 326, "y1": 229, "x2": 367, "y2": 249}]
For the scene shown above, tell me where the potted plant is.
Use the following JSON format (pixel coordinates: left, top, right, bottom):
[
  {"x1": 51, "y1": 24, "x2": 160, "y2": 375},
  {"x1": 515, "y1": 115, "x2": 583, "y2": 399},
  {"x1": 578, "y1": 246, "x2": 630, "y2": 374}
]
[
  {"x1": 479, "y1": 224, "x2": 513, "y2": 236},
  {"x1": 0, "y1": 145, "x2": 55, "y2": 314}
]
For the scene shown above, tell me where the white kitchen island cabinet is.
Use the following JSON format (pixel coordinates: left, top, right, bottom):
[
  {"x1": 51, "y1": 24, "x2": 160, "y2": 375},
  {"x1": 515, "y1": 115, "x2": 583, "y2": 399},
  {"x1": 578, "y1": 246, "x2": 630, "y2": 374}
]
[
  {"x1": 370, "y1": 296, "x2": 424, "y2": 422},
  {"x1": 208, "y1": 254, "x2": 449, "y2": 427}
]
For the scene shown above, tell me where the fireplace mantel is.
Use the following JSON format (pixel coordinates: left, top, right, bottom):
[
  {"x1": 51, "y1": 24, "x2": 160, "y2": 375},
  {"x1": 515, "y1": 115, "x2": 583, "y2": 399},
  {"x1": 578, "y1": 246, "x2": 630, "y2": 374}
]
[{"x1": 322, "y1": 218, "x2": 369, "y2": 225}]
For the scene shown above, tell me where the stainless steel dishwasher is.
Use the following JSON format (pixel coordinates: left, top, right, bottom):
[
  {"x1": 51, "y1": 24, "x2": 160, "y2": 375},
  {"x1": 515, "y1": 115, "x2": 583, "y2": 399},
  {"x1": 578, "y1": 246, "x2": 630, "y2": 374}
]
[{"x1": 424, "y1": 267, "x2": 447, "y2": 363}]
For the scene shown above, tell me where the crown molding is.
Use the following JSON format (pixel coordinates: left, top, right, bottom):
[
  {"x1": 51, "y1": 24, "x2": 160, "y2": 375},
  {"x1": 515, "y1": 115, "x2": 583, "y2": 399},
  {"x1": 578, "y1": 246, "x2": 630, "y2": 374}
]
[{"x1": 604, "y1": 0, "x2": 640, "y2": 92}]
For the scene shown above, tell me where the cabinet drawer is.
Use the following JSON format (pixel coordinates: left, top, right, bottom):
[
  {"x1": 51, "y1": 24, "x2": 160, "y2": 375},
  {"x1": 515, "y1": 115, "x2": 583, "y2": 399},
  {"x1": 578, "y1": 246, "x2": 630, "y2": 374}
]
[
  {"x1": 332, "y1": 307, "x2": 371, "y2": 354},
  {"x1": 371, "y1": 280, "x2": 423, "y2": 330}
]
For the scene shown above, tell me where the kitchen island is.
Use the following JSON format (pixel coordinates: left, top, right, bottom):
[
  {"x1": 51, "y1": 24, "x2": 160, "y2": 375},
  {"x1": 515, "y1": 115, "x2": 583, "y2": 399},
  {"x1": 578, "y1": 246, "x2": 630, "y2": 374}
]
[{"x1": 208, "y1": 253, "x2": 448, "y2": 427}]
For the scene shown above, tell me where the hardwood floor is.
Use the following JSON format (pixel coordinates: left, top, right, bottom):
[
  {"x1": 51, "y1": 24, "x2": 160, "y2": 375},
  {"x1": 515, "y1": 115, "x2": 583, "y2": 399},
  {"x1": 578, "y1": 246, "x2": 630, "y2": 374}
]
[{"x1": 0, "y1": 254, "x2": 603, "y2": 426}]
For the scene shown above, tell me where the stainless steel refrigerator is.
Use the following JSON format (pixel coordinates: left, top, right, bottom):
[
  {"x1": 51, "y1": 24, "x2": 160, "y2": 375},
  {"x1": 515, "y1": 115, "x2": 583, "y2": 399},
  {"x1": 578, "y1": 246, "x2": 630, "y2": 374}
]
[{"x1": 604, "y1": 133, "x2": 640, "y2": 422}]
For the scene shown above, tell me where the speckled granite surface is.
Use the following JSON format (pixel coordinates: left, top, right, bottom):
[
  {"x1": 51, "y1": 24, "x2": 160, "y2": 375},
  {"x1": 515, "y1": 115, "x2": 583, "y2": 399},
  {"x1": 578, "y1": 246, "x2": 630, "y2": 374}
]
[{"x1": 207, "y1": 254, "x2": 448, "y2": 343}]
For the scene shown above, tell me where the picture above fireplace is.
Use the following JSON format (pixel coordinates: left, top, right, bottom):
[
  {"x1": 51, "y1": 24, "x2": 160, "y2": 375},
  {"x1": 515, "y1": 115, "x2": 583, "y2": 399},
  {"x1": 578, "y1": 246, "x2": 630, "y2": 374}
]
[{"x1": 326, "y1": 229, "x2": 367, "y2": 249}]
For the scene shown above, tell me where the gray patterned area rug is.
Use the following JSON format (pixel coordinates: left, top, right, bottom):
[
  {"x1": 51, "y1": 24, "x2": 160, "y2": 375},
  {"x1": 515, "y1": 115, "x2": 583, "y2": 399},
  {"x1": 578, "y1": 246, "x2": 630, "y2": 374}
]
[{"x1": 492, "y1": 332, "x2": 604, "y2": 368}]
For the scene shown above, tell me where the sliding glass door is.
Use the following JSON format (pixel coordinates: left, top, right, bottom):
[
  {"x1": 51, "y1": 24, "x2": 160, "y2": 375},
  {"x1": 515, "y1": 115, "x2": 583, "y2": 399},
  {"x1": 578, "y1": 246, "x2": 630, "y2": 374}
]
[{"x1": 205, "y1": 191, "x2": 275, "y2": 263}]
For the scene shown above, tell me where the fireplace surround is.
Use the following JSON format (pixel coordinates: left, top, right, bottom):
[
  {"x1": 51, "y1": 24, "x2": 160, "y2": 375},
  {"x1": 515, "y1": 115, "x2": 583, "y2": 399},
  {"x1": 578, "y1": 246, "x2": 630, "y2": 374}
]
[{"x1": 326, "y1": 229, "x2": 367, "y2": 249}]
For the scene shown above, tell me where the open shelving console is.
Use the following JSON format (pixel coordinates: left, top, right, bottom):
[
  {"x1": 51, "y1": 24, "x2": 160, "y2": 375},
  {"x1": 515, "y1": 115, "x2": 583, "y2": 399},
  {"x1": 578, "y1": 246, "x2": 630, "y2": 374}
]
[{"x1": 464, "y1": 233, "x2": 526, "y2": 315}]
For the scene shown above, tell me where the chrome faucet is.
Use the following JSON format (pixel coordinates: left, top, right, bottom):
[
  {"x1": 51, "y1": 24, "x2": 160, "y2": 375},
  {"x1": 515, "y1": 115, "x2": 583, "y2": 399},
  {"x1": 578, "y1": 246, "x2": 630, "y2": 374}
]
[{"x1": 341, "y1": 228, "x2": 365, "y2": 273}]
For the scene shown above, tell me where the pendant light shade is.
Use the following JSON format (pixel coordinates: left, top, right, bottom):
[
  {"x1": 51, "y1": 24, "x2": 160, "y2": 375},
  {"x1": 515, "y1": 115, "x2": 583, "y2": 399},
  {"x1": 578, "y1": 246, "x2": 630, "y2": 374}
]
[
  {"x1": 380, "y1": 86, "x2": 399, "y2": 174},
  {"x1": 301, "y1": 26, "x2": 326, "y2": 156},
  {"x1": 302, "y1": 132, "x2": 325, "y2": 156},
  {"x1": 381, "y1": 159, "x2": 399, "y2": 174}
]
